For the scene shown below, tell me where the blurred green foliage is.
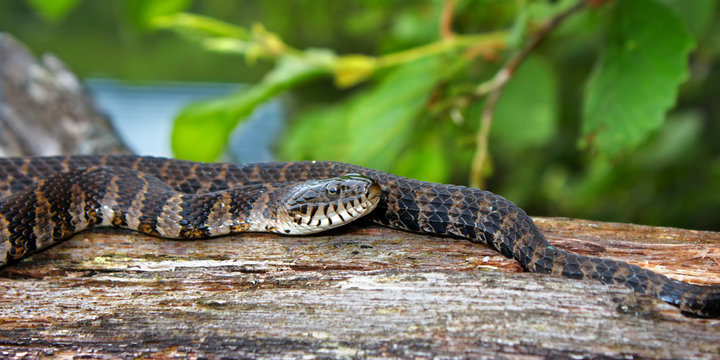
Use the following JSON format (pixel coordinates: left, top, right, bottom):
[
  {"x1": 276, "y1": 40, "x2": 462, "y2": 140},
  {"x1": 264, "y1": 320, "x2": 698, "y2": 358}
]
[{"x1": 3, "y1": 0, "x2": 720, "y2": 231}]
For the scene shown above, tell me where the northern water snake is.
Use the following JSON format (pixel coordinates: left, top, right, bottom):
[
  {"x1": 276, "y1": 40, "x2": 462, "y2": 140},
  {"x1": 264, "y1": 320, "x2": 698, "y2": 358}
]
[{"x1": 0, "y1": 155, "x2": 718, "y2": 317}]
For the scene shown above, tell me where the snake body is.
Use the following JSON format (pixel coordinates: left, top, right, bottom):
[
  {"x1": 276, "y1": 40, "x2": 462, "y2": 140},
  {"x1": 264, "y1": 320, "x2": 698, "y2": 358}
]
[{"x1": 0, "y1": 155, "x2": 718, "y2": 317}]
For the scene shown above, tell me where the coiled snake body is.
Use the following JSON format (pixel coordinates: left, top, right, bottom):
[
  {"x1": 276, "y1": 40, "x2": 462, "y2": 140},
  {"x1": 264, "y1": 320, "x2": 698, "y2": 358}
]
[{"x1": 0, "y1": 155, "x2": 718, "y2": 317}]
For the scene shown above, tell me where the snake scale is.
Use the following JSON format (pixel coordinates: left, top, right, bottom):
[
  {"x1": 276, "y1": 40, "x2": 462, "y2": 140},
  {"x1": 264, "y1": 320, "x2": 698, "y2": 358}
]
[{"x1": 0, "y1": 155, "x2": 718, "y2": 317}]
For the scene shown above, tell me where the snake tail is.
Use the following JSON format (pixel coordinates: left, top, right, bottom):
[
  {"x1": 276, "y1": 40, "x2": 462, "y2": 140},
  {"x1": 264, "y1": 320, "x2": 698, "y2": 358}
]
[{"x1": 348, "y1": 169, "x2": 720, "y2": 317}]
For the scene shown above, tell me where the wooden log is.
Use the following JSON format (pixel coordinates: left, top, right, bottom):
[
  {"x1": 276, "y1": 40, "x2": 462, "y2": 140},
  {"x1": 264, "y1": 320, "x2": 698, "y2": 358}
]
[
  {"x1": 1, "y1": 217, "x2": 719, "y2": 359},
  {"x1": 0, "y1": 33, "x2": 131, "y2": 156}
]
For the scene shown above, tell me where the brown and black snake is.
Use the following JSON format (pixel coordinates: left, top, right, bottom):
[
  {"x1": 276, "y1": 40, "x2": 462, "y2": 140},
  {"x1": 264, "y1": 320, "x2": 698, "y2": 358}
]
[{"x1": 0, "y1": 155, "x2": 718, "y2": 317}]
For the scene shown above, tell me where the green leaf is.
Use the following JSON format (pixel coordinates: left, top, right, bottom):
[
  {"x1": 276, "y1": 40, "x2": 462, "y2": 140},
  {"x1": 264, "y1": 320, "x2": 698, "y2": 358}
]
[
  {"x1": 582, "y1": 0, "x2": 694, "y2": 157},
  {"x1": 332, "y1": 55, "x2": 378, "y2": 88},
  {"x1": 280, "y1": 57, "x2": 443, "y2": 170},
  {"x1": 656, "y1": 0, "x2": 716, "y2": 38},
  {"x1": 26, "y1": 0, "x2": 80, "y2": 23},
  {"x1": 279, "y1": 103, "x2": 353, "y2": 162},
  {"x1": 171, "y1": 55, "x2": 329, "y2": 161},
  {"x1": 394, "y1": 135, "x2": 449, "y2": 183},
  {"x1": 506, "y1": 4, "x2": 528, "y2": 50},
  {"x1": 128, "y1": 0, "x2": 192, "y2": 29},
  {"x1": 632, "y1": 110, "x2": 702, "y2": 168},
  {"x1": 342, "y1": 56, "x2": 444, "y2": 171},
  {"x1": 151, "y1": 12, "x2": 249, "y2": 39},
  {"x1": 491, "y1": 56, "x2": 558, "y2": 151}
]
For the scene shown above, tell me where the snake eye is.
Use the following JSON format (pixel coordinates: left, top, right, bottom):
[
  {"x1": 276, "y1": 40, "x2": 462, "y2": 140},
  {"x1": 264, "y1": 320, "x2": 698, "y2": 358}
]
[{"x1": 326, "y1": 184, "x2": 339, "y2": 195}]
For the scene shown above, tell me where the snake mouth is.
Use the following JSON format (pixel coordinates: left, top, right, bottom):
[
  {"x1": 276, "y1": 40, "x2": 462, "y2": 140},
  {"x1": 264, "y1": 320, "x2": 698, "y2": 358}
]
[
  {"x1": 367, "y1": 182, "x2": 382, "y2": 205},
  {"x1": 279, "y1": 174, "x2": 382, "y2": 235},
  {"x1": 356, "y1": 181, "x2": 381, "y2": 217}
]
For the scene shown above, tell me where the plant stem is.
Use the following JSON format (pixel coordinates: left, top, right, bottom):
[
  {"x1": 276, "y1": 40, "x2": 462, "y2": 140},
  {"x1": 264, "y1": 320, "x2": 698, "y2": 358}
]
[
  {"x1": 469, "y1": 0, "x2": 592, "y2": 188},
  {"x1": 440, "y1": 0, "x2": 456, "y2": 39},
  {"x1": 377, "y1": 32, "x2": 507, "y2": 69}
]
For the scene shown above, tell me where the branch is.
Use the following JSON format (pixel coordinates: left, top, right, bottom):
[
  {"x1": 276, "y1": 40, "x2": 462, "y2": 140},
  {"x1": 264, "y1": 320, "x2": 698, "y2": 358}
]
[
  {"x1": 440, "y1": 0, "x2": 456, "y2": 40},
  {"x1": 469, "y1": 0, "x2": 592, "y2": 188},
  {"x1": 377, "y1": 32, "x2": 506, "y2": 69}
]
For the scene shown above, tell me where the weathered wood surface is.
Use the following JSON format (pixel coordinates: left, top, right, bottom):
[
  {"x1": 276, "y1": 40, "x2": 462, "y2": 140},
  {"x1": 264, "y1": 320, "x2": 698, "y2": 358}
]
[
  {"x1": 1, "y1": 217, "x2": 719, "y2": 359},
  {"x1": 0, "y1": 33, "x2": 130, "y2": 157}
]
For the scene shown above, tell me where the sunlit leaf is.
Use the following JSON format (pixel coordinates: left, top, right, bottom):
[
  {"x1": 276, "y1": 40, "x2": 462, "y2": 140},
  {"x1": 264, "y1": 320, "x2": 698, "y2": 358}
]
[
  {"x1": 171, "y1": 55, "x2": 329, "y2": 161},
  {"x1": 26, "y1": 0, "x2": 80, "y2": 23},
  {"x1": 343, "y1": 56, "x2": 444, "y2": 171},
  {"x1": 281, "y1": 57, "x2": 444, "y2": 170},
  {"x1": 332, "y1": 55, "x2": 378, "y2": 88},
  {"x1": 151, "y1": 12, "x2": 249, "y2": 39},
  {"x1": 582, "y1": 0, "x2": 694, "y2": 157},
  {"x1": 202, "y1": 37, "x2": 253, "y2": 55},
  {"x1": 128, "y1": 0, "x2": 191, "y2": 29}
]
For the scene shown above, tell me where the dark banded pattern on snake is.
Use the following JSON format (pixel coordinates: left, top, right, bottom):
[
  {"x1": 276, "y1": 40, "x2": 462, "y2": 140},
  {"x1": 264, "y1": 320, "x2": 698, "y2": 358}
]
[{"x1": 0, "y1": 155, "x2": 718, "y2": 317}]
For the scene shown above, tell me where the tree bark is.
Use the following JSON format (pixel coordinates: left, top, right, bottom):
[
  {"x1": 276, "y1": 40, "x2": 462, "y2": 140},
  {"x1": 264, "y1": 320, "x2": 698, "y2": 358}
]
[
  {"x1": 0, "y1": 33, "x2": 131, "y2": 156},
  {"x1": 1, "y1": 217, "x2": 719, "y2": 359}
]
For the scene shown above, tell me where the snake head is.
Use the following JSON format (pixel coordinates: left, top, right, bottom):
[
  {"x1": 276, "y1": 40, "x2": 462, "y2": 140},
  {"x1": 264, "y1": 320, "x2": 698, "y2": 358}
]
[{"x1": 278, "y1": 173, "x2": 381, "y2": 234}]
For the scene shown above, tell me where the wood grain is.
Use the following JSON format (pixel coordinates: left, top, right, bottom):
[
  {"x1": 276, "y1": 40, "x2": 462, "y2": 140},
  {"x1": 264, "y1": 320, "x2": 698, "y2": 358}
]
[{"x1": 1, "y1": 217, "x2": 719, "y2": 359}]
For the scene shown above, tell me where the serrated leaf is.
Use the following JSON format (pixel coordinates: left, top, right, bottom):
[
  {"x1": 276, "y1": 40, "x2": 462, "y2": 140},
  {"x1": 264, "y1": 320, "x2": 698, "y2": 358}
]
[
  {"x1": 582, "y1": 0, "x2": 694, "y2": 157},
  {"x1": 171, "y1": 55, "x2": 329, "y2": 161},
  {"x1": 491, "y1": 56, "x2": 557, "y2": 150},
  {"x1": 343, "y1": 56, "x2": 443, "y2": 171},
  {"x1": 26, "y1": 0, "x2": 79, "y2": 23}
]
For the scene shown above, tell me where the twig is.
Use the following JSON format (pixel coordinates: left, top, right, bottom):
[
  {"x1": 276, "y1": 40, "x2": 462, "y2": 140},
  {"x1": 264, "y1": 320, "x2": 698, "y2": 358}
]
[
  {"x1": 378, "y1": 32, "x2": 506, "y2": 69},
  {"x1": 440, "y1": 0, "x2": 456, "y2": 40},
  {"x1": 469, "y1": 0, "x2": 592, "y2": 188}
]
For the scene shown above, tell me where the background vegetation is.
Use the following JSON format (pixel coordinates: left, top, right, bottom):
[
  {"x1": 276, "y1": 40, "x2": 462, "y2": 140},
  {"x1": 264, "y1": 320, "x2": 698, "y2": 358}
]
[{"x1": 2, "y1": 0, "x2": 720, "y2": 231}]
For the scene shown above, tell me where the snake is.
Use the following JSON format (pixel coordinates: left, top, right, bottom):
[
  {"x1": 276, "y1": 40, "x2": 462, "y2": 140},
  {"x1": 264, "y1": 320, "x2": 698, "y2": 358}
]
[{"x1": 0, "y1": 155, "x2": 718, "y2": 317}]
